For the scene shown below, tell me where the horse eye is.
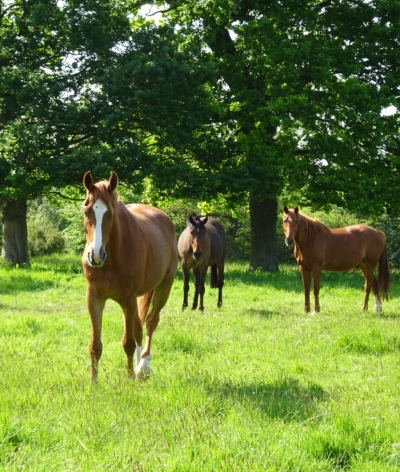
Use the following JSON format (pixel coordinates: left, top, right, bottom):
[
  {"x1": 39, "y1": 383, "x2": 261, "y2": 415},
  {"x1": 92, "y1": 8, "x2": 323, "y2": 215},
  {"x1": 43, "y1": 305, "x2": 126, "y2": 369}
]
[{"x1": 83, "y1": 209, "x2": 88, "y2": 217}]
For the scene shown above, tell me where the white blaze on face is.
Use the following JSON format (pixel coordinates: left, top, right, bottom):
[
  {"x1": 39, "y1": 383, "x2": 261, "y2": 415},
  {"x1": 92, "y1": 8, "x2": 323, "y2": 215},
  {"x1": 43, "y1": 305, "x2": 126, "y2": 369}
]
[{"x1": 91, "y1": 199, "x2": 108, "y2": 261}]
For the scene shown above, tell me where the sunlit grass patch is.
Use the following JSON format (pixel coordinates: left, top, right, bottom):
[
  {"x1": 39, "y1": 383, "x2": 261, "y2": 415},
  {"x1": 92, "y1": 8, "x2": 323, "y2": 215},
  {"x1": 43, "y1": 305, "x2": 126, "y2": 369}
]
[{"x1": 0, "y1": 256, "x2": 400, "y2": 471}]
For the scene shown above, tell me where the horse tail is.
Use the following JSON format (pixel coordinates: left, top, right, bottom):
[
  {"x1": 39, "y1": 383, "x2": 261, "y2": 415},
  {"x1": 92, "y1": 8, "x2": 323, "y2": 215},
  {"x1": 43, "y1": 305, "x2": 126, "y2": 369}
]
[
  {"x1": 378, "y1": 243, "x2": 391, "y2": 301},
  {"x1": 138, "y1": 290, "x2": 154, "y2": 326},
  {"x1": 210, "y1": 264, "x2": 218, "y2": 288}
]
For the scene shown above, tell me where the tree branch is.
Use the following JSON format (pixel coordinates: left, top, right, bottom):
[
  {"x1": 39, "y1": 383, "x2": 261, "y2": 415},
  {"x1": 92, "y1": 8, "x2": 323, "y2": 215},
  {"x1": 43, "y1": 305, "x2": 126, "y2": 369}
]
[{"x1": 45, "y1": 191, "x2": 82, "y2": 201}]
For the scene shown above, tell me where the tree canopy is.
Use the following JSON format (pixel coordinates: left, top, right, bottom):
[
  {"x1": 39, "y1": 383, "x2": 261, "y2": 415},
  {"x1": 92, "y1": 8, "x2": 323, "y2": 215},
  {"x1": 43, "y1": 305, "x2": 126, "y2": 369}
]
[
  {"x1": 150, "y1": 0, "x2": 400, "y2": 215},
  {"x1": 0, "y1": 0, "x2": 226, "y2": 201},
  {"x1": 1, "y1": 0, "x2": 400, "y2": 268}
]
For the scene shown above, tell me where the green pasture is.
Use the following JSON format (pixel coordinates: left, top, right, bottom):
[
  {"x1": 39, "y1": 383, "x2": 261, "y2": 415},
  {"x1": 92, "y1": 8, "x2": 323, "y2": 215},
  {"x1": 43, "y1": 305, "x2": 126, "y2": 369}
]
[{"x1": 1, "y1": 255, "x2": 400, "y2": 471}]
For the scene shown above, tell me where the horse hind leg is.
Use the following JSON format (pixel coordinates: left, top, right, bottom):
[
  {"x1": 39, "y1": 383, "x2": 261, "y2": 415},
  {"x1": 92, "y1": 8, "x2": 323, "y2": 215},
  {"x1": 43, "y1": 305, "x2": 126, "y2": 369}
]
[
  {"x1": 368, "y1": 268, "x2": 383, "y2": 312},
  {"x1": 359, "y1": 263, "x2": 381, "y2": 311}
]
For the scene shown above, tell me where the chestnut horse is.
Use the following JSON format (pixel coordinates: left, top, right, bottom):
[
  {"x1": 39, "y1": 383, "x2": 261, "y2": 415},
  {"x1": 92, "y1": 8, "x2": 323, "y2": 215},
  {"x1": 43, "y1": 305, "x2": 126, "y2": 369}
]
[
  {"x1": 178, "y1": 214, "x2": 225, "y2": 310},
  {"x1": 82, "y1": 171, "x2": 177, "y2": 381},
  {"x1": 283, "y1": 205, "x2": 391, "y2": 313}
]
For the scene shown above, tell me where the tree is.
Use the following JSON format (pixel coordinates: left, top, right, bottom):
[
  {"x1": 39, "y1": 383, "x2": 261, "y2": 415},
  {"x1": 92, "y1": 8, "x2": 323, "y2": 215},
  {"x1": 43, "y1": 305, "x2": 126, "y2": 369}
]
[
  {"x1": 0, "y1": 0, "x2": 131, "y2": 263},
  {"x1": 0, "y1": 1, "x2": 224, "y2": 264},
  {"x1": 145, "y1": 0, "x2": 400, "y2": 270}
]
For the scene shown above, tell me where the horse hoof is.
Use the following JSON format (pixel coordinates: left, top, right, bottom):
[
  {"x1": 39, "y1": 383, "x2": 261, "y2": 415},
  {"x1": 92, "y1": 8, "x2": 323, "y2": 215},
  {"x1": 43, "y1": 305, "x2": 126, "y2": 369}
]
[
  {"x1": 135, "y1": 357, "x2": 151, "y2": 380},
  {"x1": 374, "y1": 306, "x2": 383, "y2": 313}
]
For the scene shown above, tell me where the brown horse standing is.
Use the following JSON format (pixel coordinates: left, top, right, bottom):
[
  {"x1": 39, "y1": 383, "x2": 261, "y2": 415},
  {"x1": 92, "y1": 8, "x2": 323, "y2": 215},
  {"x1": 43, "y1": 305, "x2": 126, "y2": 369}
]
[
  {"x1": 178, "y1": 214, "x2": 225, "y2": 310},
  {"x1": 82, "y1": 171, "x2": 177, "y2": 381},
  {"x1": 283, "y1": 205, "x2": 391, "y2": 313}
]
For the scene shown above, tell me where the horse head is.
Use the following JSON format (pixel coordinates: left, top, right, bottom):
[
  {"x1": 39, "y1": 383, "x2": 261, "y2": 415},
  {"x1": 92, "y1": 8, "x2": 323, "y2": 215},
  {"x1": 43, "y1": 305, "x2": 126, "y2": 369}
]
[
  {"x1": 187, "y1": 213, "x2": 208, "y2": 261},
  {"x1": 83, "y1": 171, "x2": 119, "y2": 267},
  {"x1": 283, "y1": 205, "x2": 299, "y2": 246}
]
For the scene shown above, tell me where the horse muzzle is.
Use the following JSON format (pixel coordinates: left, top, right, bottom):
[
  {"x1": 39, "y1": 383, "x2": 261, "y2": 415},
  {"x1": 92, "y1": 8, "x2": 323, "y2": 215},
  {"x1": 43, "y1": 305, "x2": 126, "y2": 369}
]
[
  {"x1": 88, "y1": 250, "x2": 107, "y2": 267},
  {"x1": 193, "y1": 252, "x2": 202, "y2": 261},
  {"x1": 285, "y1": 238, "x2": 294, "y2": 246}
]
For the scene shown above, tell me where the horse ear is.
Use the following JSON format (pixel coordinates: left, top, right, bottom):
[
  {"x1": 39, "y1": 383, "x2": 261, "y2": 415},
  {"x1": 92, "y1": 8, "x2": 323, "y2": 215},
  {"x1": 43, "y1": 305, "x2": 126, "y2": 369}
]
[
  {"x1": 109, "y1": 172, "x2": 118, "y2": 193},
  {"x1": 201, "y1": 216, "x2": 208, "y2": 225},
  {"x1": 283, "y1": 205, "x2": 289, "y2": 214},
  {"x1": 188, "y1": 215, "x2": 196, "y2": 226},
  {"x1": 294, "y1": 206, "x2": 299, "y2": 214},
  {"x1": 83, "y1": 171, "x2": 94, "y2": 191}
]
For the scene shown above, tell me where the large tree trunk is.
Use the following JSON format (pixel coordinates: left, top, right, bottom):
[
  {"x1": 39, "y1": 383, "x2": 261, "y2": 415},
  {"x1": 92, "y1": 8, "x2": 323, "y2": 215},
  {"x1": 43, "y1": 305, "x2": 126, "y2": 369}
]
[
  {"x1": 1, "y1": 197, "x2": 30, "y2": 266},
  {"x1": 249, "y1": 194, "x2": 279, "y2": 272}
]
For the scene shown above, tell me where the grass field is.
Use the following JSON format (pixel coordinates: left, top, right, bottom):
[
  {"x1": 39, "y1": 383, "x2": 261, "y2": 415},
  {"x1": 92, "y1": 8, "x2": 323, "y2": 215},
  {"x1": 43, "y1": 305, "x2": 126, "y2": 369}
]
[{"x1": 1, "y1": 254, "x2": 400, "y2": 471}]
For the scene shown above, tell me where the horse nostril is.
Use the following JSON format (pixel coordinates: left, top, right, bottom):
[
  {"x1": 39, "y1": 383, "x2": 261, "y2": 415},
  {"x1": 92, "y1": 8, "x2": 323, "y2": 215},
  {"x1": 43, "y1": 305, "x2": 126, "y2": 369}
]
[{"x1": 285, "y1": 238, "x2": 294, "y2": 246}]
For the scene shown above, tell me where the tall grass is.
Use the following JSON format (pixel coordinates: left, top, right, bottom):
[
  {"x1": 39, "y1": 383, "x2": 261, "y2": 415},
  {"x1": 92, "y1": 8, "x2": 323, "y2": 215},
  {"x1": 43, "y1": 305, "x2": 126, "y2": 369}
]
[{"x1": 1, "y1": 255, "x2": 400, "y2": 471}]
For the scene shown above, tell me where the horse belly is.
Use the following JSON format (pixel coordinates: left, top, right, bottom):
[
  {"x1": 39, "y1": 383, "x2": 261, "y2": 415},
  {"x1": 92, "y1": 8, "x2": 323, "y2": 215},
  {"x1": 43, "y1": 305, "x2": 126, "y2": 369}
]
[{"x1": 322, "y1": 239, "x2": 364, "y2": 272}]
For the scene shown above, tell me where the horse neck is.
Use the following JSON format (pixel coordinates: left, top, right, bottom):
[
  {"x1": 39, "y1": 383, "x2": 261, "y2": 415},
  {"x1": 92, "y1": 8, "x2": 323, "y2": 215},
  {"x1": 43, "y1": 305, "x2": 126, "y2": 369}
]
[
  {"x1": 294, "y1": 214, "x2": 326, "y2": 248},
  {"x1": 104, "y1": 203, "x2": 129, "y2": 262}
]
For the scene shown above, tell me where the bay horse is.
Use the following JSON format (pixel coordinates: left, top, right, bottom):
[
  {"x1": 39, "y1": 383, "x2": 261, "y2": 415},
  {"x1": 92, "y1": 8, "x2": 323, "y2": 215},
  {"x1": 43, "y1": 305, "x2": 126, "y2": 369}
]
[
  {"x1": 283, "y1": 205, "x2": 391, "y2": 313},
  {"x1": 82, "y1": 171, "x2": 177, "y2": 381},
  {"x1": 178, "y1": 214, "x2": 225, "y2": 310}
]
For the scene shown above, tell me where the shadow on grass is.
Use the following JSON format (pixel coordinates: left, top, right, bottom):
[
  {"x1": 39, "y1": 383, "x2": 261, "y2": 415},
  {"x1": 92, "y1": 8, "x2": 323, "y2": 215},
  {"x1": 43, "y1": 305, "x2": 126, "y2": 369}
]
[
  {"x1": 213, "y1": 376, "x2": 327, "y2": 423},
  {"x1": 245, "y1": 308, "x2": 274, "y2": 318},
  {"x1": 0, "y1": 275, "x2": 55, "y2": 294}
]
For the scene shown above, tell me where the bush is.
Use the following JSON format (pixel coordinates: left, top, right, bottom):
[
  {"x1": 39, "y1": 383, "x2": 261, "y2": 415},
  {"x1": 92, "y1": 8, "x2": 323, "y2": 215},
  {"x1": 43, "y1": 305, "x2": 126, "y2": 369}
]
[
  {"x1": 376, "y1": 214, "x2": 400, "y2": 268},
  {"x1": 59, "y1": 201, "x2": 87, "y2": 254},
  {"x1": 27, "y1": 202, "x2": 65, "y2": 256}
]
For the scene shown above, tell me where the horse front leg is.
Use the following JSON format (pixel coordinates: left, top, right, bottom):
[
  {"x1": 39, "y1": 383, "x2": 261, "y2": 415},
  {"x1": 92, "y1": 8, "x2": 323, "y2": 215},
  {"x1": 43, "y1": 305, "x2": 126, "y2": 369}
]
[
  {"x1": 191, "y1": 268, "x2": 201, "y2": 310},
  {"x1": 121, "y1": 295, "x2": 142, "y2": 378},
  {"x1": 182, "y1": 266, "x2": 190, "y2": 309},
  {"x1": 217, "y1": 261, "x2": 224, "y2": 308},
  {"x1": 198, "y1": 267, "x2": 208, "y2": 311},
  {"x1": 139, "y1": 272, "x2": 175, "y2": 378},
  {"x1": 300, "y1": 266, "x2": 312, "y2": 313},
  {"x1": 312, "y1": 266, "x2": 322, "y2": 314},
  {"x1": 86, "y1": 287, "x2": 106, "y2": 382}
]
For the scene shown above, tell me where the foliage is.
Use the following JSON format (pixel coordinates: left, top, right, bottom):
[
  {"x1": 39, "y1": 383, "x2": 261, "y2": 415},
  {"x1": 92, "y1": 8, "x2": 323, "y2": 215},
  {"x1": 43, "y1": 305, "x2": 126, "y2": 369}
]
[
  {"x1": 58, "y1": 201, "x2": 87, "y2": 255},
  {"x1": 27, "y1": 202, "x2": 65, "y2": 256},
  {"x1": 376, "y1": 213, "x2": 400, "y2": 268},
  {"x1": 152, "y1": 0, "x2": 400, "y2": 215},
  {"x1": 0, "y1": 1, "x2": 225, "y2": 200}
]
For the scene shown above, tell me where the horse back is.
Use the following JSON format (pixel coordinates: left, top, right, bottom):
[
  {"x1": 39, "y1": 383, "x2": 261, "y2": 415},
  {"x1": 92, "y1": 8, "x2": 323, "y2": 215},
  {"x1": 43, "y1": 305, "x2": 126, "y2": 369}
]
[
  {"x1": 321, "y1": 224, "x2": 386, "y2": 271},
  {"x1": 125, "y1": 203, "x2": 177, "y2": 253}
]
